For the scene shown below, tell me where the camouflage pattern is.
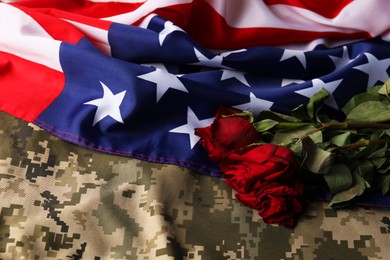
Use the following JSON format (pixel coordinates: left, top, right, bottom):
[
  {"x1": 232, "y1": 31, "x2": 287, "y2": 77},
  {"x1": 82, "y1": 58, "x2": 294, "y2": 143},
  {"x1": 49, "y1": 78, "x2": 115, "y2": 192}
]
[{"x1": 0, "y1": 110, "x2": 390, "y2": 259}]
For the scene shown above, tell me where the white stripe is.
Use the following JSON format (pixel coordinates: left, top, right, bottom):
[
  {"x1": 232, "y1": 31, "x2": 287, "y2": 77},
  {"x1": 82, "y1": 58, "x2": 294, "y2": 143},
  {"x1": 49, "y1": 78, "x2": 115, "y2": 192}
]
[
  {"x1": 138, "y1": 14, "x2": 157, "y2": 29},
  {"x1": 90, "y1": 0, "x2": 147, "y2": 2},
  {"x1": 0, "y1": 3, "x2": 62, "y2": 72},
  {"x1": 97, "y1": 0, "x2": 390, "y2": 43},
  {"x1": 101, "y1": 0, "x2": 193, "y2": 24},
  {"x1": 207, "y1": 0, "x2": 390, "y2": 37}
]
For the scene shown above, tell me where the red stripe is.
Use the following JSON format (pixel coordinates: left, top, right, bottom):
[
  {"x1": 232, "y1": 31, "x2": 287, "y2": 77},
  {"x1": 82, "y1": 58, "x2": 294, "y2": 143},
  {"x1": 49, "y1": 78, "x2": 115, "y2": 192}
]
[
  {"x1": 11, "y1": 0, "x2": 143, "y2": 18},
  {"x1": 154, "y1": 0, "x2": 369, "y2": 49},
  {"x1": 48, "y1": 9, "x2": 112, "y2": 31},
  {"x1": 263, "y1": 0, "x2": 353, "y2": 19},
  {"x1": 11, "y1": 0, "x2": 370, "y2": 49},
  {"x1": 0, "y1": 52, "x2": 64, "y2": 122}
]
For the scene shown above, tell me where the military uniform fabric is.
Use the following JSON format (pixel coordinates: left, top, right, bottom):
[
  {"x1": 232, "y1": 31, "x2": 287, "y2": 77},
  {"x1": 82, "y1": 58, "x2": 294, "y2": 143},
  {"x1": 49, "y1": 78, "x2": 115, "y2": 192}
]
[{"x1": 0, "y1": 111, "x2": 390, "y2": 259}]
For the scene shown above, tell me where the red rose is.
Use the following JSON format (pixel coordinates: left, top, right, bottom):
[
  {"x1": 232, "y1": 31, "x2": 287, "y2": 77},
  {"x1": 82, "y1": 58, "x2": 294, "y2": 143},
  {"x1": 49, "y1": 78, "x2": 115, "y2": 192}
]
[
  {"x1": 195, "y1": 106, "x2": 304, "y2": 228},
  {"x1": 221, "y1": 144, "x2": 299, "y2": 193},
  {"x1": 195, "y1": 107, "x2": 258, "y2": 163},
  {"x1": 236, "y1": 180, "x2": 304, "y2": 228}
]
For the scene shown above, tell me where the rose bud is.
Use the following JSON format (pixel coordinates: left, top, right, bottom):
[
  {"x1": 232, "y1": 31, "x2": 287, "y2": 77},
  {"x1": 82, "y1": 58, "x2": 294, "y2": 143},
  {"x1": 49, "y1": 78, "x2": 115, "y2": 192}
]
[{"x1": 195, "y1": 107, "x2": 259, "y2": 163}]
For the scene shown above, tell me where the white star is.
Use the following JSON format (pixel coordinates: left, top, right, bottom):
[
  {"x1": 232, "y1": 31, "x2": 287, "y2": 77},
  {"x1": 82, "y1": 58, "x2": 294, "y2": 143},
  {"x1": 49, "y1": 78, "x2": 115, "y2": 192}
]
[
  {"x1": 329, "y1": 46, "x2": 355, "y2": 70},
  {"x1": 159, "y1": 20, "x2": 183, "y2": 46},
  {"x1": 221, "y1": 69, "x2": 250, "y2": 87},
  {"x1": 295, "y1": 78, "x2": 343, "y2": 109},
  {"x1": 232, "y1": 92, "x2": 274, "y2": 115},
  {"x1": 353, "y1": 53, "x2": 390, "y2": 87},
  {"x1": 137, "y1": 63, "x2": 188, "y2": 102},
  {"x1": 84, "y1": 81, "x2": 126, "y2": 126},
  {"x1": 220, "y1": 49, "x2": 247, "y2": 58},
  {"x1": 191, "y1": 48, "x2": 229, "y2": 69},
  {"x1": 280, "y1": 49, "x2": 307, "y2": 68},
  {"x1": 169, "y1": 107, "x2": 214, "y2": 149},
  {"x1": 281, "y1": 78, "x2": 305, "y2": 87}
]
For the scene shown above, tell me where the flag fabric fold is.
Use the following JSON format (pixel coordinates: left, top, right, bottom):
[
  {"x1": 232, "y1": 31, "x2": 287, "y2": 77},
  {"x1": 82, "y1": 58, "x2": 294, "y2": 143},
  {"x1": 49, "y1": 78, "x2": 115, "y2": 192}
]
[{"x1": 1, "y1": 0, "x2": 390, "y2": 183}]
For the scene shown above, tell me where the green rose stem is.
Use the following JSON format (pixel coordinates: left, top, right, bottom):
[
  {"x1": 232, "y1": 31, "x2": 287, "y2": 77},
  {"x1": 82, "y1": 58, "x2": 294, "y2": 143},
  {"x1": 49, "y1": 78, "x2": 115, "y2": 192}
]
[
  {"x1": 274, "y1": 121, "x2": 390, "y2": 130},
  {"x1": 273, "y1": 121, "x2": 390, "y2": 152},
  {"x1": 338, "y1": 139, "x2": 390, "y2": 153}
]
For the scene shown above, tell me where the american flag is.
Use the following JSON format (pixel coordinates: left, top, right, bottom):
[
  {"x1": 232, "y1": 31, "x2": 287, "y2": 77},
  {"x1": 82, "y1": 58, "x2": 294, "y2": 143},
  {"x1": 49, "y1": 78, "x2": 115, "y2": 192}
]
[{"x1": 1, "y1": 0, "x2": 390, "y2": 177}]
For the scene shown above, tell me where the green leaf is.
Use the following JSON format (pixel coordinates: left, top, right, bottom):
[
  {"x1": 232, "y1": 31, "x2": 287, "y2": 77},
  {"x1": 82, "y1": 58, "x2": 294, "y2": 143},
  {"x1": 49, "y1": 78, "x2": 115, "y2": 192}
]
[
  {"x1": 368, "y1": 143, "x2": 387, "y2": 158},
  {"x1": 342, "y1": 86, "x2": 386, "y2": 115},
  {"x1": 301, "y1": 136, "x2": 334, "y2": 174},
  {"x1": 381, "y1": 175, "x2": 390, "y2": 195},
  {"x1": 330, "y1": 131, "x2": 351, "y2": 147},
  {"x1": 328, "y1": 170, "x2": 366, "y2": 208},
  {"x1": 346, "y1": 101, "x2": 390, "y2": 122},
  {"x1": 324, "y1": 164, "x2": 353, "y2": 195},
  {"x1": 350, "y1": 142, "x2": 381, "y2": 159},
  {"x1": 257, "y1": 110, "x2": 302, "y2": 123},
  {"x1": 378, "y1": 79, "x2": 390, "y2": 96},
  {"x1": 371, "y1": 158, "x2": 388, "y2": 169},
  {"x1": 289, "y1": 138, "x2": 303, "y2": 157},
  {"x1": 378, "y1": 164, "x2": 390, "y2": 175},
  {"x1": 272, "y1": 125, "x2": 323, "y2": 149},
  {"x1": 357, "y1": 160, "x2": 375, "y2": 188},
  {"x1": 308, "y1": 130, "x2": 323, "y2": 144},
  {"x1": 369, "y1": 129, "x2": 386, "y2": 141},
  {"x1": 290, "y1": 104, "x2": 311, "y2": 122},
  {"x1": 272, "y1": 125, "x2": 318, "y2": 146},
  {"x1": 368, "y1": 84, "x2": 386, "y2": 94},
  {"x1": 368, "y1": 143, "x2": 388, "y2": 168},
  {"x1": 253, "y1": 119, "x2": 279, "y2": 133},
  {"x1": 306, "y1": 88, "x2": 330, "y2": 121}
]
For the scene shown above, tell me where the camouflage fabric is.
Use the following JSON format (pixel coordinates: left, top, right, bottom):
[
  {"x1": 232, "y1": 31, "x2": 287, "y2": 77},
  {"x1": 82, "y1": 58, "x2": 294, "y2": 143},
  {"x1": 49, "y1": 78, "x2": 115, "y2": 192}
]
[{"x1": 1, "y1": 110, "x2": 390, "y2": 259}]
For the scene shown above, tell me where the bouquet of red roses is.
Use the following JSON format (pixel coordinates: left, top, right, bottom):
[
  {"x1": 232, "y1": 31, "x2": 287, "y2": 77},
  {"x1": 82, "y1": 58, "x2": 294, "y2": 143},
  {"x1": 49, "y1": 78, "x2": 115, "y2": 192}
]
[{"x1": 195, "y1": 80, "x2": 390, "y2": 228}]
